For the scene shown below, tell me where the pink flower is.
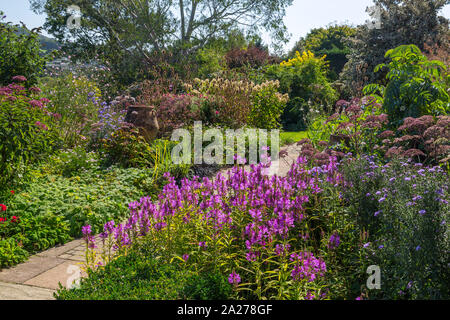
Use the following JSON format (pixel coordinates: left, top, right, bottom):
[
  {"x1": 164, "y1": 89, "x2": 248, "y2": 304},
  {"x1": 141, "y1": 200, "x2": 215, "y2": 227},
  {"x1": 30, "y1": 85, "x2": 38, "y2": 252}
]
[
  {"x1": 29, "y1": 100, "x2": 43, "y2": 108},
  {"x1": 12, "y1": 75, "x2": 27, "y2": 82},
  {"x1": 40, "y1": 98, "x2": 50, "y2": 104}
]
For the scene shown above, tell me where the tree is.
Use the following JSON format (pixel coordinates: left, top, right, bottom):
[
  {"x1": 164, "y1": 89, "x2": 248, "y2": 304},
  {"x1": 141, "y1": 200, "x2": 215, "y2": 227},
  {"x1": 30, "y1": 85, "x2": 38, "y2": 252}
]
[
  {"x1": 341, "y1": 0, "x2": 450, "y2": 95},
  {"x1": 289, "y1": 24, "x2": 356, "y2": 80},
  {"x1": 363, "y1": 44, "x2": 449, "y2": 125},
  {"x1": 266, "y1": 51, "x2": 338, "y2": 131},
  {"x1": 30, "y1": 0, "x2": 293, "y2": 85},
  {"x1": 0, "y1": 13, "x2": 50, "y2": 86}
]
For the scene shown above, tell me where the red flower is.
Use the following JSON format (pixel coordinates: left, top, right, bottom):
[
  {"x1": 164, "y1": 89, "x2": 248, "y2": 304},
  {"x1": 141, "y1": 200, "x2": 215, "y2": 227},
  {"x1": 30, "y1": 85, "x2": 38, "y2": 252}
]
[
  {"x1": 0, "y1": 217, "x2": 6, "y2": 222},
  {"x1": 0, "y1": 204, "x2": 6, "y2": 211},
  {"x1": 10, "y1": 190, "x2": 15, "y2": 195},
  {"x1": 11, "y1": 216, "x2": 19, "y2": 223}
]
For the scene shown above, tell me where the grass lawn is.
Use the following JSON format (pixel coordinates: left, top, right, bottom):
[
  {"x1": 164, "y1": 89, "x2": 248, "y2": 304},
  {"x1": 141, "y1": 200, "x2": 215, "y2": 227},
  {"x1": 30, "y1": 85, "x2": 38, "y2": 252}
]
[{"x1": 280, "y1": 131, "x2": 308, "y2": 146}]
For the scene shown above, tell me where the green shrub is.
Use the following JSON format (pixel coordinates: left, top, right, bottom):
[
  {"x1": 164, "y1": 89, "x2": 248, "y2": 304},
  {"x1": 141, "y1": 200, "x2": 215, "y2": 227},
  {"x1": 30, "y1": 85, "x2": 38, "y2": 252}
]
[
  {"x1": 0, "y1": 81, "x2": 60, "y2": 189},
  {"x1": 0, "y1": 238, "x2": 29, "y2": 268},
  {"x1": 1, "y1": 214, "x2": 71, "y2": 252},
  {"x1": 364, "y1": 45, "x2": 449, "y2": 126},
  {"x1": 99, "y1": 132, "x2": 191, "y2": 183},
  {"x1": 8, "y1": 167, "x2": 156, "y2": 236},
  {"x1": 0, "y1": 15, "x2": 50, "y2": 86},
  {"x1": 182, "y1": 272, "x2": 233, "y2": 300},
  {"x1": 248, "y1": 81, "x2": 288, "y2": 129},
  {"x1": 55, "y1": 249, "x2": 232, "y2": 300},
  {"x1": 38, "y1": 73, "x2": 102, "y2": 147},
  {"x1": 196, "y1": 46, "x2": 226, "y2": 78},
  {"x1": 266, "y1": 51, "x2": 338, "y2": 131},
  {"x1": 42, "y1": 146, "x2": 100, "y2": 178}
]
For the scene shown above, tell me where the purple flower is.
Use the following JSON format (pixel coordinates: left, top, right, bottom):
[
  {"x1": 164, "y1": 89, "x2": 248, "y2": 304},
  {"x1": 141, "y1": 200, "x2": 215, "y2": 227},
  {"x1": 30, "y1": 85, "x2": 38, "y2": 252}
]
[
  {"x1": 419, "y1": 210, "x2": 426, "y2": 216},
  {"x1": 374, "y1": 210, "x2": 382, "y2": 217},
  {"x1": 182, "y1": 254, "x2": 189, "y2": 262},
  {"x1": 328, "y1": 232, "x2": 340, "y2": 249},
  {"x1": 82, "y1": 225, "x2": 92, "y2": 236},
  {"x1": 290, "y1": 252, "x2": 326, "y2": 282},
  {"x1": 228, "y1": 271, "x2": 241, "y2": 285},
  {"x1": 198, "y1": 241, "x2": 207, "y2": 248}
]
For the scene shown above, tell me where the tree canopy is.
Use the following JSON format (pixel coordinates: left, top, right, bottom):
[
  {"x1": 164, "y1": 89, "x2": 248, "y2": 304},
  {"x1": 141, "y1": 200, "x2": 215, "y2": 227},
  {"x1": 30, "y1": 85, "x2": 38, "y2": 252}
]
[
  {"x1": 290, "y1": 24, "x2": 356, "y2": 80},
  {"x1": 341, "y1": 0, "x2": 450, "y2": 95}
]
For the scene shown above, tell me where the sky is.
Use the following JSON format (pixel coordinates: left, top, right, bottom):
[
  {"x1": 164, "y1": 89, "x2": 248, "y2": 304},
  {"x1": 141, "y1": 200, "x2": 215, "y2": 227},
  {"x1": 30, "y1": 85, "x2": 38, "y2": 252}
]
[{"x1": 1, "y1": 0, "x2": 450, "y2": 52}]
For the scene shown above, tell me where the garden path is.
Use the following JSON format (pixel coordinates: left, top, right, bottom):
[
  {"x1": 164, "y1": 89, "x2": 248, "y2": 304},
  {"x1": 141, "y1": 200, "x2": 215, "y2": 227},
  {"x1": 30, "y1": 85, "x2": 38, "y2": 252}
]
[{"x1": 0, "y1": 142, "x2": 303, "y2": 300}]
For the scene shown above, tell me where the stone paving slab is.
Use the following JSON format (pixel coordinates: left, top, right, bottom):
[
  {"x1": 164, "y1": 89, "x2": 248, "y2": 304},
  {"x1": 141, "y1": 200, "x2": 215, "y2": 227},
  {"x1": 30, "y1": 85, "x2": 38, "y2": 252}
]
[
  {"x1": 0, "y1": 282, "x2": 55, "y2": 300},
  {"x1": 36, "y1": 239, "x2": 84, "y2": 258},
  {"x1": 0, "y1": 237, "x2": 110, "y2": 299},
  {"x1": 24, "y1": 261, "x2": 86, "y2": 290},
  {"x1": 0, "y1": 256, "x2": 65, "y2": 284}
]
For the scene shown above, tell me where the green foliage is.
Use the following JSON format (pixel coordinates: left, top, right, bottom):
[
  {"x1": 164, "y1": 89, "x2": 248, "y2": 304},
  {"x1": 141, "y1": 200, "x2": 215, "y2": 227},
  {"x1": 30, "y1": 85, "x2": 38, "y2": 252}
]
[
  {"x1": 8, "y1": 167, "x2": 154, "y2": 236},
  {"x1": 55, "y1": 249, "x2": 232, "y2": 300},
  {"x1": 0, "y1": 15, "x2": 50, "y2": 86},
  {"x1": 342, "y1": 0, "x2": 449, "y2": 94},
  {"x1": 1, "y1": 214, "x2": 71, "y2": 253},
  {"x1": 364, "y1": 45, "x2": 449, "y2": 125},
  {"x1": 44, "y1": 146, "x2": 99, "y2": 178},
  {"x1": 248, "y1": 81, "x2": 288, "y2": 129},
  {"x1": 280, "y1": 131, "x2": 308, "y2": 146},
  {"x1": 181, "y1": 272, "x2": 233, "y2": 300},
  {"x1": 266, "y1": 51, "x2": 338, "y2": 131},
  {"x1": 0, "y1": 238, "x2": 29, "y2": 268},
  {"x1": 38, "y1": 73, "x2": 102, "y2": 147},
  {"x1": 99, "y1": 131, "x2": 191, "y2": 183},
  {"x1": 196, "y1": 46, "x2": 226, "y2": 78},
  {"x1": 0, "y1": 83, "x2": 60, "y2": 190},
  {"x1": 290, "y1": 25, "x2": 356, "y2": 79}
]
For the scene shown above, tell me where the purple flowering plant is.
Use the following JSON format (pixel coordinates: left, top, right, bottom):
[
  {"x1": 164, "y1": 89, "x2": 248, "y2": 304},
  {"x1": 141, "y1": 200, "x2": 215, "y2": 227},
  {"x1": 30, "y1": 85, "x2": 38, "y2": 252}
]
[
  {"x1": 341, "y1": 156, "x2": 449, "y2": 299},
  {"x1": 81, "y1": 155, "x2": 349, "y2": 299}
]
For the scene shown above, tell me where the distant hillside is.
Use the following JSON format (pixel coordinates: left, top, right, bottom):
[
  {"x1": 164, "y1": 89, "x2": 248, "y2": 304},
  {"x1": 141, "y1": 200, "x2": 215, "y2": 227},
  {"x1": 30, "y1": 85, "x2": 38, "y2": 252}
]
[
  {"x1": 8, "y1": 24, "x2": 61, "y2": 52},
  {"x1": 38, "y1": 33, "x2": 60, "y2": 52}
]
